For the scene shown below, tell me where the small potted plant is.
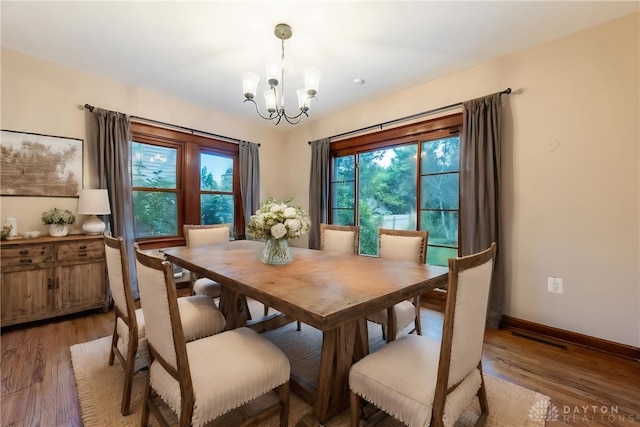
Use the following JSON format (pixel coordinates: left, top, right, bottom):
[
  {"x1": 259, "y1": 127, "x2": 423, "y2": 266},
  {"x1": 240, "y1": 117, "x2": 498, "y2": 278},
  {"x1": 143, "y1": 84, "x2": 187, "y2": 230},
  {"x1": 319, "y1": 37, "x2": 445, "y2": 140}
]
[{"x1": 41, "y1": 208, "x2": 76, "y2": 237}]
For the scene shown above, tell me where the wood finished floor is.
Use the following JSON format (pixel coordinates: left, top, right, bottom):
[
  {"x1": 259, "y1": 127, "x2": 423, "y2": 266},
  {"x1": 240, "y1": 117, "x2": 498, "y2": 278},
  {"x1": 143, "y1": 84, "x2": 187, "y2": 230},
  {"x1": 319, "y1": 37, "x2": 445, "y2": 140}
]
[{"x1": 1, "y1": 304, "x2": 639, "y2": 427}]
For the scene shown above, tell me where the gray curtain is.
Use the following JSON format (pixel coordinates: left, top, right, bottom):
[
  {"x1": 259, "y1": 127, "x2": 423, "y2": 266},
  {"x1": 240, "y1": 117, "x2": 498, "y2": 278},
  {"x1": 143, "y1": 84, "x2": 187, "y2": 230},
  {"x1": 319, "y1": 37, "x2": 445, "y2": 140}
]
[
  {"x1": 239, "y1": 141, "x2": 260, "y2": 239},
  {"x1": 88, "y1": 108, "x2": 138, "y2": 297},
  {"x1": 460, "y1": 92, "x2": 505, "y2": 328},
  {"x1": 308, "y1": 138, "x2": 331, "y2": 249}
]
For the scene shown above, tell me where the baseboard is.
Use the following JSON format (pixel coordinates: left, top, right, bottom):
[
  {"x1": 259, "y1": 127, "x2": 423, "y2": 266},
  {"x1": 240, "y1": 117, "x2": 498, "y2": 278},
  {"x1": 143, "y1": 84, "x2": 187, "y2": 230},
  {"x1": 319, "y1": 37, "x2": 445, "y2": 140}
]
[{"x1": 500, "y1": 315, "x2": 640, "y2": 361}]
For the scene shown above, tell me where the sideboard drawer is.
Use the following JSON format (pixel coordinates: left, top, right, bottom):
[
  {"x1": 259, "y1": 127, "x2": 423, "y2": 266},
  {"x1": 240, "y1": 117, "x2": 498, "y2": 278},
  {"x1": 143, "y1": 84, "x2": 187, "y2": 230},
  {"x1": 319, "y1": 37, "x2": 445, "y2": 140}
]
[
  {"x1": 1, "y1": 245, "x2": 54, "y2": 268},
  {"x1": 57, "y1": 240, "x2": 105, "y2": 262}
]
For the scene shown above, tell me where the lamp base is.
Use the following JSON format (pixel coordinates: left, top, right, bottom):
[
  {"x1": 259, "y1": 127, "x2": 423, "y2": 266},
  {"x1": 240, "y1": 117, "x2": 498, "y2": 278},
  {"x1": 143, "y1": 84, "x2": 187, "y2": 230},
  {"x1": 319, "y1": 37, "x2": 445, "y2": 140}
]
[{"x1": 82, "y1": 215, "x2": 106, "y2": 235}]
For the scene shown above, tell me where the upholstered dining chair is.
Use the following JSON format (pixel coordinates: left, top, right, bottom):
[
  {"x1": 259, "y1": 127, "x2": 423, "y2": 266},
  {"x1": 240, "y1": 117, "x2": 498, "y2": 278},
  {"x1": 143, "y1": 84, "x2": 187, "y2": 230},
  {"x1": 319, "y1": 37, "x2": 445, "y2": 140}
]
[
  {"x1": 366, "y1": 228, "x2": 428, "y2": 342},
  {"x1": 183, "y1": 224, "x2": 231, "y2": 298},
  {"x1": 320, "y1": 223, "x2": 360, "y2": 255},
  {"x1": 103, "y1": 234, "x2": 226, "y2": 416},
  {"x1": 134, "y1": 246, "x2": 291, "y2": 427},
  {"x1": 349, "y1": 243, "x2": 497, "y2": 427}
]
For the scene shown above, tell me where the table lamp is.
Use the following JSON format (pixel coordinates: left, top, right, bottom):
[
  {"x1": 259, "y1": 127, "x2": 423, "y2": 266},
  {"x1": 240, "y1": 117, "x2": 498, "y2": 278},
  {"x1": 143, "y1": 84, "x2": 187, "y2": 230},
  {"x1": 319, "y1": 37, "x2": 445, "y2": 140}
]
[{"x1": 77, "y1": 189, "x2": 111, "y2": 235}]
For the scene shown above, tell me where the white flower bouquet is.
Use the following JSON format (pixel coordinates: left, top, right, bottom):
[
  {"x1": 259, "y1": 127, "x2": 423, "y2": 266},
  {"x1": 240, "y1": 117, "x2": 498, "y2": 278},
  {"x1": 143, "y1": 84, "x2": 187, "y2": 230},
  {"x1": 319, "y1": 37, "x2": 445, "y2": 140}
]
[{"x1": 248, "y1": 198, "x2": 311, "y2": 241}]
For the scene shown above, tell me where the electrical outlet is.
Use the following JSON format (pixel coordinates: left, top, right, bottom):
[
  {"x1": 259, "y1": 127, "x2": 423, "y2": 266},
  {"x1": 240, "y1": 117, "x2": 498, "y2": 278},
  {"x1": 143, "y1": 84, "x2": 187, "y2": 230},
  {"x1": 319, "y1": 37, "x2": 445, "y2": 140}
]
[{"x1": 547, "y1": 277, "x2": 563, "y2": 294}]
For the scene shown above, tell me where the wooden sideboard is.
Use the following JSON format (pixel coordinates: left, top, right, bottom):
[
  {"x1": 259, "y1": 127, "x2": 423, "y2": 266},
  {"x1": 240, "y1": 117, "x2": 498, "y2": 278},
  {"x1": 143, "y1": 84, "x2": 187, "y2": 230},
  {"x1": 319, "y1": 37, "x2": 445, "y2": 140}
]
[{"x1": 1, "y1": 234, "x2": 108, "y2": 328}]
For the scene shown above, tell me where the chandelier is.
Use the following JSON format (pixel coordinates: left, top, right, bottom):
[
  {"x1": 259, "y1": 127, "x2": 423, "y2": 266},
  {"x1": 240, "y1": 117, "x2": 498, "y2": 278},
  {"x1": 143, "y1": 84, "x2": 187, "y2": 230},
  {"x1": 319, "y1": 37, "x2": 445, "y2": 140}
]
[{"x1": 242, "y1": 23, "x2": 320, "y2": 125}]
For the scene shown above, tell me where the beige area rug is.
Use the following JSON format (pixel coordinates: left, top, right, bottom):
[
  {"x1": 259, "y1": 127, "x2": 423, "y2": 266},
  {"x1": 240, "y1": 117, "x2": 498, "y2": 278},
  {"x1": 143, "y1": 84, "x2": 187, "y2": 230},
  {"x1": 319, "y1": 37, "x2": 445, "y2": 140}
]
[{"x1": 71, "y1": 306, "x2": 550, "y2": 427}]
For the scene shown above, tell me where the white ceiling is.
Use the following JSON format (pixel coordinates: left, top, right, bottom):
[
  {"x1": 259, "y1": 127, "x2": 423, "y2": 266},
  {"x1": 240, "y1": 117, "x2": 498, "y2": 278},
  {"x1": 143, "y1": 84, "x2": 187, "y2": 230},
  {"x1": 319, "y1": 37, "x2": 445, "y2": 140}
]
[{"x1": 2, "y1": 1, "x2": 638, "y2": 129}]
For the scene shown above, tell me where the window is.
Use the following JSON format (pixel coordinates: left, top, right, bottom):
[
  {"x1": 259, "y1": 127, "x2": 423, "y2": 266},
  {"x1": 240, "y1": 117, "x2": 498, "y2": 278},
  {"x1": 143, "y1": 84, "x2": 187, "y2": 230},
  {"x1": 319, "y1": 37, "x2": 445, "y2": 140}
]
[
  {"x1": 330, "y1": 114, "x2": 461, "y2": 266},
  {"x1": 130, "y1": 122, "x2": 243, "y2": 248}
]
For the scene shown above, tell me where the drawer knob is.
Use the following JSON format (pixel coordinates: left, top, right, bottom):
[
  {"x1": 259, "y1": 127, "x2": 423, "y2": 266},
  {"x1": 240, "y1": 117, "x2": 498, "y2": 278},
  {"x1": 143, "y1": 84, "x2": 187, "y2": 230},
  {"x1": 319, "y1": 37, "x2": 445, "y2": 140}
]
[
  {"x1": 20, "y1": 258, "x2": 33, "y2": 264},
  {"x1": 19, "y1": 250, "x2": 28, "y2": 255},
  {"x1": 79, "y1": 245, "x2": 87, "y2": 250}
]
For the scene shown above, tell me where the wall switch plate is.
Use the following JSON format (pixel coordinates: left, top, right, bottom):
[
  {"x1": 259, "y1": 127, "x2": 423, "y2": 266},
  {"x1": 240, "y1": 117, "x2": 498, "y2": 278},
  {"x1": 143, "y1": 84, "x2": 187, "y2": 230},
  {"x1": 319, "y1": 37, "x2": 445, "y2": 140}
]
[{"x1": 547, "y1": 277, "x2": 563, "y2": 294}]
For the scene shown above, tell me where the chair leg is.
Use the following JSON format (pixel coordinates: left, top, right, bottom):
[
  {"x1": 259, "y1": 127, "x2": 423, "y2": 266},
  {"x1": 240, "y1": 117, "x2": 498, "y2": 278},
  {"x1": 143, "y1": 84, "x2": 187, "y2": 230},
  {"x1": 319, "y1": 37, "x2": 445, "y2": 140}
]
[
  {"x1": 141, "y1": 369, "x2": 151, "y2": 427},
  {"x1": 414, "y1": 296, "x2": 422, "y2": 336},
  {"x1": 381, "y1": 324, "x2": 386, "y2": 341},
  {"x1": 350, "y1": 391, "x2": 361, "y2": 427},
  {"x1": 476, "y1": 362, "x2": 489, "y2": 425},
  {"x1": 108, "y1": 324, "x2": 118, "y2": 366},
  {"x1": 275, "y1": 381, "x2": 290, "y2": 427},
  {"x1": 296, "y1": 321, "x2": 302, "y2": 331},
  {"x1": 121, "y1": 333, "x2": 138, "y2": 416}
]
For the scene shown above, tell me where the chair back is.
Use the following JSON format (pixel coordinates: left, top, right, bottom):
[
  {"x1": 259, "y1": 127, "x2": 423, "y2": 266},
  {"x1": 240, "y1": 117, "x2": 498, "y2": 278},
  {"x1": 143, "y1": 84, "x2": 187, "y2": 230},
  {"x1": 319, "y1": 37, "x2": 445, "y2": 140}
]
[
  {"x1": 104, "y1": 234, "x2": 137, "y2": 326},
  {"x1": 320, "y1": 223, "x2": 360, "y2": 254},
  {"x1": 184, "y1": 224, "x2": 231, "y2": 247},
  {"x1": 134, "y1": 247, "x2": 189, "y2": 377},
  {"x1": 378, "y1": 228, "x2": 428, "y2": 263},
  {"x1": 439, "y1": 243, "x2": 496, "y2": 389}
]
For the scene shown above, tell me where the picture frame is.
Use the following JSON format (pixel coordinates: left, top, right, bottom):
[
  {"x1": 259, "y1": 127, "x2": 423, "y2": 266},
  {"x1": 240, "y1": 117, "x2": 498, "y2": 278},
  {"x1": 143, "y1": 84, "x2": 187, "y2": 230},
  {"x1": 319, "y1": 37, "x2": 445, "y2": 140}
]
[{"x1": 0, "y1": 130, "x2": 83, "y2": 197}]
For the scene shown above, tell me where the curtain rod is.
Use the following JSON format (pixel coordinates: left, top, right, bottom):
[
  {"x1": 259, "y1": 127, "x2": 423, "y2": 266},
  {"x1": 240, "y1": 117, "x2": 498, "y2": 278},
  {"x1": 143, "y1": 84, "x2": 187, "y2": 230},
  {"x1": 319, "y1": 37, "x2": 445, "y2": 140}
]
[
  {"x1": 83, "y1": 104, "x2": 259, "y2": 146},
  {"x1": 310, "y1": 87, "x2": 512, "y2": 144}
]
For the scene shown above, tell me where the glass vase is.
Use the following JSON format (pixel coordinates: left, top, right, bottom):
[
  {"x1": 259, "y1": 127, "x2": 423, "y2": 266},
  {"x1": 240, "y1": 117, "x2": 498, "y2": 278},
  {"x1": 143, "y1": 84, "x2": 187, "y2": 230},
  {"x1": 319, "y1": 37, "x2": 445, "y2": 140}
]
[{"x1": 261, "y1": 238, "x2": 293, "y2": 265}]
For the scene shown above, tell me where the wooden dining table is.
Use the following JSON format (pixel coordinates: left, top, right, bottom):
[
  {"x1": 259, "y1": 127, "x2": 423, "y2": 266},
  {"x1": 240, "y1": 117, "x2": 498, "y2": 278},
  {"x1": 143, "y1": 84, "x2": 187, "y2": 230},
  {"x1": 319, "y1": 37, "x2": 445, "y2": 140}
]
[{"x1": 162, "y1": 239, "x2": 448, "y2": 427}]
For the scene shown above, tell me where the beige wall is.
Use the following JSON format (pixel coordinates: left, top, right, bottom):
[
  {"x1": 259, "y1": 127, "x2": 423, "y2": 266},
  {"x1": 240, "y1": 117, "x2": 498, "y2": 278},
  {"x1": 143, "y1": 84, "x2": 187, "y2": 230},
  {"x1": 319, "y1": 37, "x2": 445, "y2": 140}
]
[{"x1": 2, "y1": 13, "x2": 638, "y2": 347}]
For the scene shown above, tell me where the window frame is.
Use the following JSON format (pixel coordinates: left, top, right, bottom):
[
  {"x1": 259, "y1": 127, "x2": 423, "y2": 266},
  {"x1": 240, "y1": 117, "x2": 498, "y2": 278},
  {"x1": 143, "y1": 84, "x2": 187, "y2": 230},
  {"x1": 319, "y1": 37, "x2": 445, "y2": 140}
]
[
  {"x1": 329, "y1": 113, "x2": 462, "y2": 261},
  {"x1": 131, "y1": 122, "x2": 243, "y2": 250}
]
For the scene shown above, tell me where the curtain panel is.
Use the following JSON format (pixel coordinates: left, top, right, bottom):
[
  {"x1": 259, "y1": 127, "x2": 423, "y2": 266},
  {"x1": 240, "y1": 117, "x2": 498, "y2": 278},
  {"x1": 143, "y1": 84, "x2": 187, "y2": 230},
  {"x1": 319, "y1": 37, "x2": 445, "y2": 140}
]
[
  {"x1": 239, "y1": 141, "x2": 260, "y2": 239},
  {"x1": 88, "y1": 108, "x2": 138, "y2": 297},
  {"x1": 460, "y1": 92, "x2": 505, "y2": 328},
  {"x1": 308, "y1": 138, "x2": 331, "y2": 249}
]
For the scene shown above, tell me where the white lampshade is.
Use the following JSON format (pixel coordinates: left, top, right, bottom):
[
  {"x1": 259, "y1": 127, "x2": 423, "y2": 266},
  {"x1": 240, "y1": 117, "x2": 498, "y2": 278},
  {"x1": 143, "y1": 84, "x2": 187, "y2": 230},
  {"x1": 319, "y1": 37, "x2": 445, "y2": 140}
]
[
  {"x1": 242, "y1": 72, "x2": 259, "y2": 99},
  {"x1": 304, "y1": 67, "x2": 321, "y2": 96},
  {"x1": 77, "y1": 189, "x2": 111, "y2": 235}
]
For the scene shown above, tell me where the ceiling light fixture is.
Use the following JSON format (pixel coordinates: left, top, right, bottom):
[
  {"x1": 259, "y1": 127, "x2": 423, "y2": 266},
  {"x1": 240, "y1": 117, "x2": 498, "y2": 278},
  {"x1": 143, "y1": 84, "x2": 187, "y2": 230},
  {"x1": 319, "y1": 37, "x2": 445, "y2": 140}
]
[{"x1": 242, "y1": 23, "x2": 320, "y2": 125}]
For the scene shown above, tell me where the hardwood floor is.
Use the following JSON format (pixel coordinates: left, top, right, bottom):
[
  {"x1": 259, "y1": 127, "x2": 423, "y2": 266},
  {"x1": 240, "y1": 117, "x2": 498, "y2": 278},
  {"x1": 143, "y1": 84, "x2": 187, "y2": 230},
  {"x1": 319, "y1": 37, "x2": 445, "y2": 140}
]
[{"x1": 1, "y1": 306, "x2": 638, "y2": 427}]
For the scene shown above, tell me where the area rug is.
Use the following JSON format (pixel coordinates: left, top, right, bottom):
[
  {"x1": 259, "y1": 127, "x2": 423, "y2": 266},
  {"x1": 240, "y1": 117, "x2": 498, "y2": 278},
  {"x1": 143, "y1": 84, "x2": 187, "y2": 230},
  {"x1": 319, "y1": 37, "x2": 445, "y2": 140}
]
[{"x1": 71, "y1": 309, "x2": 550, "y2": 426}]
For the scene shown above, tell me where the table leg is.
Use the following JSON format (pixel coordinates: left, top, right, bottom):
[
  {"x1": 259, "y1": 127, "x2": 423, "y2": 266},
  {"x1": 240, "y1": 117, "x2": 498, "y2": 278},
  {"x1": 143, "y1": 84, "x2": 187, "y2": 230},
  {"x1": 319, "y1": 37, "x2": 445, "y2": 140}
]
[
  {"x1": 297, "y1": 322, "x2": 357, "y2": 427},
  {"x1": 218, "y1": 286, "x2": 249, "y2": 330}
]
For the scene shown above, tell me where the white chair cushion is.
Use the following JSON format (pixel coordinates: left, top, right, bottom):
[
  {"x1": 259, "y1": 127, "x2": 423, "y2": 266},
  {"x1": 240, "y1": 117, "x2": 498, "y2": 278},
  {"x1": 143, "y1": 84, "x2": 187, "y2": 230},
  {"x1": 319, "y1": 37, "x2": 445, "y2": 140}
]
[
  {"x1": 149, "y1": 327, "x2": 290, "y2": 427},
  {"x1": 379, "y1": 234, "x2": 423, "y2": 262},
  {"x1": 349, "y1": 334, "x2": 481, "y2": 427},
  {"x1": 193, "y1": 278, "x2": 221, "y2": 298},
  {"x1": 366, "y1": 300, "x2": 416, "y2": 333},
  {"x1": 177, "y1": 295, "x2": 226, "y2": 341},
  {"x1": 188, "y1": 227, "x2": 229, "y2": 247},
  {"x1": 323, "y1": 229, "x2": 356, "y2": 254}
]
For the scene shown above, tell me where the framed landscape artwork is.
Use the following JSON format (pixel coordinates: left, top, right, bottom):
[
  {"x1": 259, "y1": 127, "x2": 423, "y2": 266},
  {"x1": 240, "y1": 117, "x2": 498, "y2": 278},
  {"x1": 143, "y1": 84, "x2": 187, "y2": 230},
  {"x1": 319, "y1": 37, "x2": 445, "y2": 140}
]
[{"x1": 0, "y1": 130, "x2": 83, "y2": 197}]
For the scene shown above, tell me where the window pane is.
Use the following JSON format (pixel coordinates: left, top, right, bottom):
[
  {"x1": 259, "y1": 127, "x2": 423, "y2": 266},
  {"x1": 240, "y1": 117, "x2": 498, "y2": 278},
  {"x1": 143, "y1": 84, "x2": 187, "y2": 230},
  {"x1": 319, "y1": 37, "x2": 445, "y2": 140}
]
[
  {"x1": 427, "y1": 246, "x2": 458, "y2": 267},
  {"x1": 358, "y1": 146, "x2": 417, "y2": 255},
  {"x1": 332, "y1": 182, "x2": 354, "y2": 209},
  {"x1": 333, "y1": 155, "x2": 355, "y2": 182},
  {"x1": 421, "y1": 210, "x2": 458, "y2": 247},
  {"x1": 332, "y1": 209, "x2": 355, "y2": 226},
  {"x1": 421, "y1": 137, "x2": 459, "y2": 174},
  {"x1": 421, "y1": 174, "x2": 458, "y2": 210},
  {"x1": 201, "y1": 153, "x2": 233, "y2": 192},
  {"x1": 201, "y1": 194, "x2": 234, "y2": 226},
  {"x1": 132, "y1": 142, "x2": 177, "y2": 189},
  {"x1": 133, "y1": 190, "x2": 177, "y2": 238}
]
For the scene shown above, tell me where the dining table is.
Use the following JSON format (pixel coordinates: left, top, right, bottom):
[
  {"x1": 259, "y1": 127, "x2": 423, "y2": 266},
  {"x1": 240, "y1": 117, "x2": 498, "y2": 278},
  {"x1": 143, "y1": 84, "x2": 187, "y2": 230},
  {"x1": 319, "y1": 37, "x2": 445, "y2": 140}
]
[{"x1": 162, "y1": 239, "x2": 449, "y2": 427}]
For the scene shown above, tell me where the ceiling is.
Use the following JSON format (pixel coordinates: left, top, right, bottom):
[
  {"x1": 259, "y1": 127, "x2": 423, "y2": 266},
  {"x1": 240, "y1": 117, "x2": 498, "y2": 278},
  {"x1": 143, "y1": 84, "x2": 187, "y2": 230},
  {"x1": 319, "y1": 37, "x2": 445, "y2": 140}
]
[{"x1": 2, "y1": 1, "x2": 638, "y2": 129}]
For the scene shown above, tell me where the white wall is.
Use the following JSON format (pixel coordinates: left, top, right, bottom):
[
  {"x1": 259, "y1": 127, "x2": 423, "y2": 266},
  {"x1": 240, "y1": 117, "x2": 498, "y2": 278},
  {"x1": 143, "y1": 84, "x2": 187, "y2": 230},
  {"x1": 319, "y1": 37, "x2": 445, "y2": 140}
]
[{"x1": 2, "y1": 13, "x2": 638, "y2": 347}]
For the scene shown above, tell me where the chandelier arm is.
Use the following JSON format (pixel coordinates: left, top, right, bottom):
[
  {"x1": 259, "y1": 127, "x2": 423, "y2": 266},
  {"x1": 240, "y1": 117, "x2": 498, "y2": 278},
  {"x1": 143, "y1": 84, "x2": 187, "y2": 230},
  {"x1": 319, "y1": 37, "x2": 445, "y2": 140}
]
[{"x1": 244, "y1": 98, "x2": 277, "y2": 121}]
